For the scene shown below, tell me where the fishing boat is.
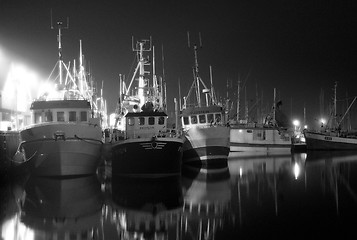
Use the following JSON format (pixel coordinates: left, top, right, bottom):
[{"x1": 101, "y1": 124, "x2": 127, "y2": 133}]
[
  {"x1": 111, "y1": 38, "x2": 184, "y2": 177},
  {"x1": 230, "y1": 88, "x2": 293, "y2": 153},
  {"x1": 304, "y1": 82, "x2": 357, "y2": 150},
  {"x1": 12, "y1": 21, "x2": 103, "y2": 177},
  {"x1": 180, "y1": 42, "x2": 230, "y2": 167}
]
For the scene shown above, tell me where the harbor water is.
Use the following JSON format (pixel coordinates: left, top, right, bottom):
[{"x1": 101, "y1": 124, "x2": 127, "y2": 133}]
[{"x1": 1, "y1": 150, "x2": 357, "y2": 239}]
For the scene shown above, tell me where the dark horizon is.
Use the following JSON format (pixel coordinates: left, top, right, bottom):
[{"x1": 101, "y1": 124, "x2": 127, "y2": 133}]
[{"x1": 1, "y1": 0, "x2": 357, "y2": 130}]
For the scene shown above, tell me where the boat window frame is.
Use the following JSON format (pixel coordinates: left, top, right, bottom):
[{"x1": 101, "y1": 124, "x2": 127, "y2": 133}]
[
  {"x1": 148, "y1": 117, "x2": 155, "y2": 125},
  {"x1": 199, "y1": 114, "x2": 206, "y2": 124},
  {"x1": 183, "y1": 116, "x2": 189, "y2": 125},
  {"x1": 57, "y1": 111, "x2": 65, "y2": 122},
  {"x1": 158, "y1": 116, "x2": 165, "y2": 125},
  {"x1": 191, "y1": 115, "x2": 198, "y2": 124},
  {"x1": 80, "y1": 111, "x2": 87, "y2": 122},
  {"x1": 34, "y1": 112, "x2": 42, "y2": 124},
  {"x1": 45, "y1": 110, "x2": 53, "y2": 122},
  {"x1": 139, "y1": 117, "x2": 145, "y2": 125},
  {"x1": 69, "y1": 111, "x2": 77, "y2": 122},
  {"x1": 128, "y1": 117, "x2": 135, "y2": 126},
  {"x1": 207, "y1": 114, "x2": 214, "y2": 124},
  {"x1": 215, "y1": 113, "x2": 221, "y2": 123}
]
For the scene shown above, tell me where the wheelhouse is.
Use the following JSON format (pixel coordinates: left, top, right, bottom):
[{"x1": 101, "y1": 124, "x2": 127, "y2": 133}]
[
  {"x1": 124, "y1": 112, "x2": 168, "y2": 139},
  {"x1": 181, "y1": 106, "x2": 225, "y2": 127},
  {"x1": 30, "y1": 100, "x2": 92, "y2": 124}
]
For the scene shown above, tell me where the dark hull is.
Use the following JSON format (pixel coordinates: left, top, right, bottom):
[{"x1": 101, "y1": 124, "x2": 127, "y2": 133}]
[
  {"x1": 304, "y1": 131, "x2": 357, "y2": 150},
  {"x1": 111, "y1": 138, "x2": 183, "y2": 177}
]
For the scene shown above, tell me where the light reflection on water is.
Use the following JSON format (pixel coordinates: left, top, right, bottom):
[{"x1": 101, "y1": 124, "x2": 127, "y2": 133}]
[{"x1": 1, "y1": 151, "x2": 357, "y2": 239}]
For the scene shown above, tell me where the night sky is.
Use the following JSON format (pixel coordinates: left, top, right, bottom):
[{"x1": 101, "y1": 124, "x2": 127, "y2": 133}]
[{"x1": 1, "y1": 0, "x2": 357, "y2": 129}]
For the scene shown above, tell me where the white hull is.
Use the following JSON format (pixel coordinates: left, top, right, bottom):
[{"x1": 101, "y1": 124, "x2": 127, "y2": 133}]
[
  {"x1": 182, "y1": 125, "x2": 230, "y2": 162},
  {"x1": 14, "y1": 122, "x2": 103, "y2": 176},
  {"x1": 230, "y1": 126, "x2": 292, "y2": 153}
]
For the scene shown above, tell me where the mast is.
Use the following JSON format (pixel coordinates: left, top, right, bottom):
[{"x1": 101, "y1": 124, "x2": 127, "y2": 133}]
[
  {"x1": 51, "y1": 12, "x2": 69, "y2": 86},
  {"x1": 236, "y1": 79, "x2": 240, "y2": 122},
  {"x1": 178, "y1": 78, "x2": 182, "y2": 110},
  {"x1": 244, "y1": 86, "x2": 248, "y2": 122},
  {"x1": 333, "y1": 81, "x2": 337, "y2": 127},
  {"x1": 131, "y1": 37, "x2": 152, "y2": 108},
  {"x1": 256, "y1": 82, "x2": 259, "y2": 123},
  {"x1": 185, "y1": 32, "x2": 211, "y2": 108},
  {"x1": 161, "y1": 44, "x2": 167, "y2": 111},
  {"x1": 193, "y1": 44, "x2": 201, "y2": 107},
  {"x1": 273, "y1": 88, "x2": 276, "y2": 123},
  {"x1": 209, "y1": 65, "x2": 215, "y2": 105}
]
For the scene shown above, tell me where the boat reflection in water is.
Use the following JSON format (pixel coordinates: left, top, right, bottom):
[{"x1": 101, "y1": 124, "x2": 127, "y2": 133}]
[
  {"x1": 180, "y1": 166, "x2": 232, "y2": 240},
  {"x1": 228, "y1": 150, "x2": 357, "y2": 238},
  {"x1": 1, "y1": 175, "x2": 103, "y2": 240},
  {"x1": 3, "y1": 151, "x2": 357, "y2": 239},
  {"x1": 304, "y1": 150, "x2": 357, "y2": 215},
  {"x1": 103, "y1": 175, "x2": 183, "y2": 240},
  {"x1": 228, "y1": 151, "x2": 298, "y2": 225}
]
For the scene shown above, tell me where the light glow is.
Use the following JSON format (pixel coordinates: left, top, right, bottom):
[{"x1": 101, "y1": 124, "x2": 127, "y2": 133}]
[
  {"x1": 2, "y1": 63, "x2": 39, "y2": 112},
  {"x1": 293, "y1": 119, "x2": 300, "y2": 127},
  {"x1": 1, "y1": 214, "x2": 34, "y2": 240},
  {"x1": 293, "y1": 162, "x2": 300, "y2": 180}
]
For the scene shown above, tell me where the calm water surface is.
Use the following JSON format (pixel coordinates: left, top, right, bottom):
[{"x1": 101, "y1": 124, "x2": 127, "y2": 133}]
[{"x1": 1, "y1": 150, "x2": 357, "y2": 239}]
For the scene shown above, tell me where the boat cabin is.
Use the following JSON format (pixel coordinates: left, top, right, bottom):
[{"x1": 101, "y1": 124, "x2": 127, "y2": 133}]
[
  {"x1": 30, "y1": 100, "x2": 93, "y2": 124},
  {"x1": 181, "y1": 106, "x2": 224, "y2": 127},
  {"x1": 124, "y1": 112, "x2": 168, "y2": 139}
]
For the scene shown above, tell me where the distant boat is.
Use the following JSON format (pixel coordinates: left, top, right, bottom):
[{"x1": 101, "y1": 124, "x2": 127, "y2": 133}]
[
  {"x1": 12, "y1": 22, "x2": 103, "y2": 177},
  {"x1": 180, "y1": 43, "x2": 230, "y2": 168},
  {"x1": 304, "y1": 82, "x2": 357, "y2": 150},
  {"x1": 111, "y1": 38, "x2": 184, "y2": 178},
  {"x1": 230, "y1": 88, "x2": 293, "y2": 153}
]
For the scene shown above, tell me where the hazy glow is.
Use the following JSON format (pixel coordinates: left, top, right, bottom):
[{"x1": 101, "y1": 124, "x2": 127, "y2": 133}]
[
  {"x1": 109, "y1": 113, "x2": 116, "y2": 127},
  {"x1": 37, "y1": 81, "x2": 57, "y2": 99},
  {"x1": 293, "y1": 162, "x2": 300, "y2": 180},
  {"x1": 1, "y1": 214, "x2": 34, "y2": 240},
  {"x1": 320, "y1": 118, "x2": 326, "y2": 125},
  {"x1": 2, "y1": 63, "x2": 39, "y2": 111},
  {"x1": 293, "y1": 119, "x2": 300, "y2": 127}
]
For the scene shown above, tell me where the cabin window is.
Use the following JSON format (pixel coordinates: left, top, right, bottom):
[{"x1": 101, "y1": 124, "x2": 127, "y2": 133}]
[
  {"x1": 34, "y1": 112, "x2": 42, "y2": 124},
  {"x1": 183, "y1": 116, "x2": 189, "y2": 125},
  {"x1": 215, "y1": 114, "x2": 221, "y2": 123},
  {"x1": 57, "y1": 112, "x2": 65, "y2": 122},
  {"x1": 128, "y1": 117, "x2": 135, "y2": 126},
  {"x1": 199, "y1": 114, "x2": 206, "y2": 123},
  {"x1": 207, "y1": 114, "x2": 214, "y2": 124},
  {"x1": 191, "y1": 115, "x2": 197, "y2": 124},
  {"x1": 158, "y1": 116, "x2": 165, "y2": 125},
  {"x1": 45, "y1": 111, "x2": 53, "y2": 122},
  {"x1": 139, "y1": 117, "x2": 145, "y2": 125},
  {"x1": 148, "y1": 117, "x2": 155, "y2": 125},
  {"x1": 80, "y1": 111, "x2": 87, "y2": 122},
  {"x1": 69, "y1": 111, "x2": 76, "y2": 122},
  {"x1": 253, "y1": 130, "x2": 265, "y2": 140}
]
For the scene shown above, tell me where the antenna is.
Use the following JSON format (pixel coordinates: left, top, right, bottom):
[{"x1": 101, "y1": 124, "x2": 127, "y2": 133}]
[
  {"x1": 50, "y1": 9, "x2": 53, "y2": 29},
  {"x1": 199, "y1": 32, "x2": 202, "y2": 48},
  {"x1": 51, "y1": 10, "x2": 70, "y2": 85},
  {"x1": 187, "y1": 31, "x2": 191, "y2": 48}
]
